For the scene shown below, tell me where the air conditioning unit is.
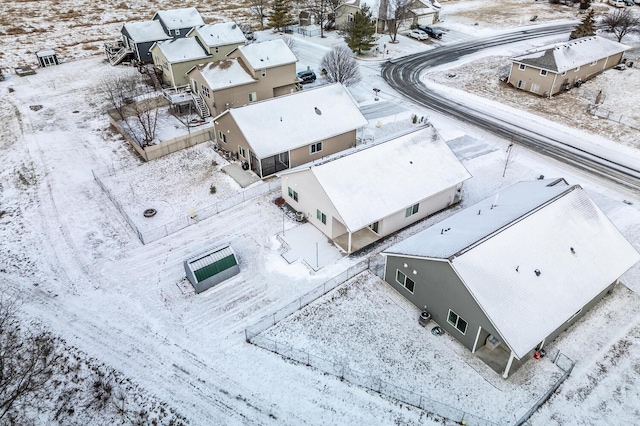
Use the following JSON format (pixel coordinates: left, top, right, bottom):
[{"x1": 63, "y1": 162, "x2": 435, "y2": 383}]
[
  {"x1": 295, "y1": 212, "x2": 305, "y2": 222},
  {"x1": 419, "y1": 311, "x2": 431, "y2": 327}
]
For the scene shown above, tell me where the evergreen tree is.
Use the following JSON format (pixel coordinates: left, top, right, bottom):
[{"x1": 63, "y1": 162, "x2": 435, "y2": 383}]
[
  {"x1": 345, "y1": 4, "x2": 377, "y2": 55},
  {"x1": 569, "y1": 9, "x2": 596, "y2": 40},
  {"x1": 268, "y1": 0, "x2": 293, "y2": 32}
]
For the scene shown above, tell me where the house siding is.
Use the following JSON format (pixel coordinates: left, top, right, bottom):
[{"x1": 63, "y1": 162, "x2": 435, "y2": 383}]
[
  {"x1": 213, "y1": 113, "x2": 251, "y2": 164},
  {"x1": 384, "y1": 256, "x2": 504, "y2": 353},
  {"x1": 289, "y1": 130, "x2": 356, "y2": 169}
]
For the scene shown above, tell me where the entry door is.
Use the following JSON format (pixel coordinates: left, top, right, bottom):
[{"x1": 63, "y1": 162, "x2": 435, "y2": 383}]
[{"x1": 191, "y1": 79, "x2": 198, "y2": 94}]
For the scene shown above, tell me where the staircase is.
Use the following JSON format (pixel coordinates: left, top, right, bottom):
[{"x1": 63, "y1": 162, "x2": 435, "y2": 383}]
[
  {"x1": 191, "y1": 93, "x2": 211, "y2": 118},
  {"x1": 105, "y1": 42, "x2": 133, "y2": 66},
  {"x1": 138, "y1": 63, "x2": 162, "y2": 91}
]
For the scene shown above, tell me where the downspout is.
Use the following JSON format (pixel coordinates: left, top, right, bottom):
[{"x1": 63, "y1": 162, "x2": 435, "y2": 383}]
[
  {"x1": 472, "y1": 326, "x2": 482, "y2": 353},
  {"x1": 503, "y1": 351, "x2": 516, "y2": 379},
  {"x1": 348, "y1": 231, "x2": 352, "y2": 254},
  {"x1": 170, "y1": 63, "x2": 176, "y2": 89},
  {"x1": 507, "y1": 63, "x2": 514, "y2": 85},
  {"x1": 549, "y1": 72, "x2": 558, "y2": 98}
]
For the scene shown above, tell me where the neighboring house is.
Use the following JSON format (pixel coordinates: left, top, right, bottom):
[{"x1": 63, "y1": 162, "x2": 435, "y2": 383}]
[
  {"x1": 212, "y1": 83, "x2": 367, "y2": 178},
  {"x1": 186, "y1": 22, "x2": 247, "y2": 58},
  {"x1": 407, "y1": 0, "x2": 440, "y2": 27},
  {"x1": 358, "y1": 0, "x2": 440, "y2": 33},
  {"x1": 333, "y1": 0, "x2": 361, "y2": 30},
  {"x1": 507, "y1": 36, "x2": 629, "y2": 97},
  {"x1": 120, "y1": 21, "x2": 172, "y2": 64},
  {"x1": 280, "y1": 128, "x2": 471, "y2": 253},
  {"x1": 151, "y1": 37, "x2": 211, "y2": 88},
  {"x1": 186, "y1": 39, "x2": 298, "y2": 117},
  {"x1": 152, "y1": 7, "x2": 205, "y2": 38},
  {"x1": 383, "y1": 179, "x2": 640, "y2": 378}
]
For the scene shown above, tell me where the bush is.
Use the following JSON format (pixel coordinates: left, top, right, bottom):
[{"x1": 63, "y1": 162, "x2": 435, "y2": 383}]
[{"x1": 210, "y1": 185, "x2": 216, "y2": 194}]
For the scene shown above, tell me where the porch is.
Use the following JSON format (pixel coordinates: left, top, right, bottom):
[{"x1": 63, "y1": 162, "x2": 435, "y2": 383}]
[
  {"x1": 333, "y1": 226, "x2": 380, "y2": 254},
  {"x1": 474, "y1": 345, "x2": 527, "y2": 377}
]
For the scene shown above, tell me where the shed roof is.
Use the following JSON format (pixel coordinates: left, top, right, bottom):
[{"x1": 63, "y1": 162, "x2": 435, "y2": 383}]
[
  {"x1": 186, "y1": 244, "x2": 236, "y2": 273},
  {"x1": 237, "y1": 39, "x2": 297, "y2": 70},
  {"x1": 188, "y1": 59, "x2": 256, "y2": 91},
  {"x1": 286, "y1": 128, "x2": 471, "y2": 232},
  {"x1": 153, "y1": 7, "x2": 205, "y2": 30},
  {"x1": 218, "y1": 83, "x2": 367, "y2": 158},
  {"x1": 153, "y1": 37, "x2": 210, "y2": 63},
  {"x1": 36, "y1": 49, "x2": 56, "y2": 57},
  {"x1": 189, "y1": 22, "x2": 246, "y2": 47},
  {"x1": 512, "y1": 36, "x2": 629, "y2": 73},
  {"x1": 123, "y1": 21, "x2": 171, "y2": 43},
  {"x1": 386, "y1": 181, "x2": 640, "y2": 359}
]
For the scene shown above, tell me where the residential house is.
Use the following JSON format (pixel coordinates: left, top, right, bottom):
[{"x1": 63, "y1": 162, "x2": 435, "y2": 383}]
[
  {"x1": 383, "y1": 179, "x2": 640, "y2": 378},
  {"x1": 120, "y1": 21, "x2": 172, "y2": 64},
  {"x1": 507, "y1": 36, "x2": 629, "y2": 97},
  {"x1": 152, "y1": 7, "x2": 205, "y2": 38},
  {"x1": 280, "y1": 128, "x2": 471, "y2": 253},
  {"x1": 185, "y1": 39, "x2": 298, "y2": 117},
  {"x1": 151, "y1": 37, "x2": 211, "y2": 87},
  {"x1": 333, "y1": 0, "x2": 361, "y2": 30},
  {"x1": 212, "y1": 83, "x2": 367, "y2": 178},
  {"x1": 357, "y1": 0, "x2": 440, "y2": 33},
  {"x1": 186, "y1": 22, "x2": 247, "y2": 58}
]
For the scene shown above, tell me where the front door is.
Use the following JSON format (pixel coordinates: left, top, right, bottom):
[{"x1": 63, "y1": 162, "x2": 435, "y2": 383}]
[{"x1": 191, "y1": 79, "x2": 198, "y2": 94}]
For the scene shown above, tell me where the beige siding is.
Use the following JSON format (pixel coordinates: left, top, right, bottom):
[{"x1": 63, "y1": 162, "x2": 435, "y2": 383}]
[
  {"x1": 214, "y1": 114, "x2": 252, "y2": 165},
  {"x1": 289, "y1": 130, "x2": 356, "y2": 168},
  {"x1": 335, "y1": 4, "x2": 360, "y2": 30},
  {"x1": 199, "y1": 41, "x2": 244, "y2": 59}
]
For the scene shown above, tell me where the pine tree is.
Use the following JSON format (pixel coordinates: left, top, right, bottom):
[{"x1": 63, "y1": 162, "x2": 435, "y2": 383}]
[
  {"x1": 268, "y1": 0, "x2": 294, "y2": 32},
  {"x1": 345, "y1": 4, "x2": 377, "y2": 55},
  {"x1": 569, "y1": 9, "x2": 596, "y2": 40}
]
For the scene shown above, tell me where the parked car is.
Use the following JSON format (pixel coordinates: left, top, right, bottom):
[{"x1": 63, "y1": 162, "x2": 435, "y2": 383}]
[
  {"x1": 408, "y1": 29, "x2": 429, "y2": 41},
  {"x1": 614, "y1": 63, "x2": 627, "y2": 70},
  {"x1": 622, "y1": 0, "x2": 634, "y2": 5},
  {"x1": 297, "y1": 70, "x2": 317, "y2": 84},
  {"x1": 418, "y1": 25, "x2": 444, "y2": 39},
  {"x1": 609, "y1": 0, "x2": 626, "y2": 7}
]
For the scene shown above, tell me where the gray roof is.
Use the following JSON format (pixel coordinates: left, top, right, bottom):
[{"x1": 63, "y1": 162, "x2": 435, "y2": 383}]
[
  {"x1": 153, "y1": 7, "x2": 205, "y2": 30},
  {"x1": 512, "y1": 36, "x2": 629, "y2": 73},
  {"x1": 123, "y1": 21, "x2": 172, "y2": 43}
]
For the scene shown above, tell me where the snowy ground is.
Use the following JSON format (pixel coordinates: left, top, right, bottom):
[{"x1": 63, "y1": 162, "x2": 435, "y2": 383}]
[{"x1": 1, "y1": 1, "x2": 640, "y2": 425}]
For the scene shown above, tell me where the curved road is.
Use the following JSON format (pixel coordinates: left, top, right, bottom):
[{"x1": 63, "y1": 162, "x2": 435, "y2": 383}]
[{"x1": 382, "y1": 23, "x2": 640, "y2": 192}]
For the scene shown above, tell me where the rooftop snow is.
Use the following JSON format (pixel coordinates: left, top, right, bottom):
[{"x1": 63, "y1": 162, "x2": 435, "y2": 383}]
[
  {"x1": 512, "y1": 36, "x2": 630, "y2": 73},
  {"x1": 154, "y1": 38, "x2": 209, "y2": 63},
  {"x1": 237, "y1": 39, "x2": 297, "y2": 70},
  {"x1": 123, "y1": 21, "x2": 171, "y2": 43},
  {"x1": 190, "y1": 22, "x2": 246, "y2": 47},
  {"x1": 385, "y1": 179, "x2": 572, "y2": 259},
  {"x1": 224, "y1": 83, "x2": 367, "y2": 158},
  {"x1": 191, "y1": 59, "x2": 256, "y2": 91},
  {"x1": 153, "y1": 7, "x2": 205, "y2": 30},
  {"x1": 452, "y1": 187, "x2": 640, "y2": 358},
  {"x1": 36, "y1": 49, "x2": 56, "y2": 57},
  {"x1": 296, "y1": 128, "x2": 471, "y2": 232}
]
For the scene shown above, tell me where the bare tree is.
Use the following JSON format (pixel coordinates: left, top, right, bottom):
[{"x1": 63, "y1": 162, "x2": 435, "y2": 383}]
[
  {"x1": 102, "y1": 71, "x2": 160, "y2": 147},
  {"x1": 501, "y1": 142, "x2": 517, "y2": 177},
  {"x1": 282, "y1": 35, "x2": 298, "y2": 55},
  {"x1": 306, "y1": 0, "x2": 332, "y2": 37},
  {"x1": 384, "y1": 0, "x2": 414, "y2": 43},
  {"x1": 320, "y1": 44, "x2": 361, "y2": 86},
  {"x1": 248, "y1": 0, "x2": 270, "y2": 30},
  {"x1": 0, "y1": 296, "x2": 64, "y2": 421},
  {"x1": 602, "y1": 8, "x2": 640, "y2": 43}
]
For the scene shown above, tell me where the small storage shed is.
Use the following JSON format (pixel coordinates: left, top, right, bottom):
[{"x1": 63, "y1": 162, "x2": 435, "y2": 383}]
[
  {"x1": 184, "y1": 243, "x2": 240, "y2": 293},
  {"x1": 36, "y1": 49, "x2": 59, "y2": 67}
]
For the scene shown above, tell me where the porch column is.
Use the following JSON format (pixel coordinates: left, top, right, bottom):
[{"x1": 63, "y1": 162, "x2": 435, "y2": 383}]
[
  {"x1": 503, "y1": 351, "x2": 516, "y2": 379},
  {"x1": 472, "y1": 326, "x2": 482, "y2": 353},
  {"x1": 348, "y1": 231, "x2": 352, "y2": 254}
]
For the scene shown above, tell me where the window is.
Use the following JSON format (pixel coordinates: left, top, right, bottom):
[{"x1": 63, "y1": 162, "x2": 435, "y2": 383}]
[
  {"x1": 395, "y1": 270, "x2": 415, "y2": 293},
  {"x1": 518, "y1": 63, "x2": 525, "y2": 70},
  {"x1": 447, "y1": 310, "x2": 468, "y2": 335},
  {"x1": 249, "y1": 92, "x2": 257, "y2": 102},
  {"x1": 540, "y1": 69, "x2": 548, "y2": 76},
  {"x1": 575, "y1": 66, "x2": 580, "y2": 72},
  {"x1": 405, "y1": 203, "x2": 419, "y2": 218},
  {"x1": 261, "y1": 69, "x2": 267, "y2": 77},
  {"x1": 288, "y1": 187, "x2": 298, "y2": 202},
  {"x1": 215, "y1": 46, "x2": 219, "y2": 54},
  {"x1": 590, "y1": 60, "x2": 597, "y2": 66},
  {"x1": 562, "y1": 71, "x2": 567, "y2": 76},
  {"x1": 530, "y1": 83, "x2": 540, "y2": 93},
  {"x1": 175, "y1": 29, "x2": 180, "y2": 36},
  {"x1": 202, "y1": 86, "x2": 210, "y2": 98},
  {"x1": 316, "y1": 209, "x2": 326, "y2": 225},
  {"x1": 218, "y1": 131, "x2": 226, "y2": 144},
  {"x1": 238, "y1": 145, "x2": 246, "y2": 158},
  {"x1": 310, "y1": 142, "x2": 323, "y2": 154}
]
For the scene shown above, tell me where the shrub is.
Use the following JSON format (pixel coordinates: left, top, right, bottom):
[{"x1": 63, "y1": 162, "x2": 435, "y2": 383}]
[{"x1": 210, "y1": 185, "x2": 216, "y2": 194}]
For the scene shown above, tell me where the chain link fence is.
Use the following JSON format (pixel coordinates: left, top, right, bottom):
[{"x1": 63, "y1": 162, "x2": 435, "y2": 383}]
[{"x1": 92, "y1": 166, "x2": 280, "y2": 245}]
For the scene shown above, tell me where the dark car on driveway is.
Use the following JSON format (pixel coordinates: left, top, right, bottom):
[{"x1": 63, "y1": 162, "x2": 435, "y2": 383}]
[
  {"x1": 418, "y1": 25, "x2": 443, "y2": 39},
  {"x1": 297, "y1": 70, "x2": 317, "y2": 84}
]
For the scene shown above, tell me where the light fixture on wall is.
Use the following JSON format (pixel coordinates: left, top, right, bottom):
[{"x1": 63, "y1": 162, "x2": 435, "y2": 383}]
[{"x1": 403, "y1": 263, "x2": 408, "y2": 268}]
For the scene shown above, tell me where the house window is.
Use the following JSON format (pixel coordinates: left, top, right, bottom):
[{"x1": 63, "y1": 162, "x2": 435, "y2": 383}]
[
  {"x1": 540, "y1": 69, "x2": 548, "y2": 76},
  {"x1": 590, "y1": 60, "x2": 597, "y2": 66},
  {"x1": 288, "y1": 187, "x2": 298, "y2": 202},
  {"x1": 202, "y1": 86, "x2": 210, "y2": 98},
  {"x1": 562, "y1": 71, "x2": 567, "y2": 76},
  {"x1": 218, "y1": 131, "x2": 226, "y2": 144},
  {"x1": 261, "y1": 69, "x2": 267, "y2": 77},
  {"x1": 530, "y1": 83, "x2": 540, "y2": 93},
  {"x1": 395, "y1": 270, "x2": 415, "y2": 293},
  {"x1": 249, "y1": 92, "x2": 257, "y2": 102},
  {"x1": 175, "y1": 29, "x2": 180, "y2": 36},
  {"x1": 310, "y1": 142, "x2": 323, "y2": 154},
  {"x1": 215, "y1": 46, "x2": 219, "y2": 54},
  {"x1": 517, "y1": 80, "x2": 525, "y2": 89},
  {"x1": 348, "y1": 13, "x2": 354, "y2": 22},
  {"x1": 238, "y1": 145, "x2": 246, "y2": 158},
  {"x1": 405, "y1": 203, "x2": 419, "y2": 218},
  {"x1": 518, "y1": 63, "x2": 525, "y2": 71},
  {"x1": 447, "y1": 309, "x2": 468, "y2": 335},
  {"x1": 316, "y1": 209, "x2": 326, "y2": 225},
  {"x1": 575, "y1": 66, "x2": 580, "y2": 72}
]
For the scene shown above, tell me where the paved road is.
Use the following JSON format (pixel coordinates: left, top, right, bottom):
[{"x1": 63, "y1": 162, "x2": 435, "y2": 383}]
[{"x1": 382, "y1": 23, "x2": 640, "y2": 191}]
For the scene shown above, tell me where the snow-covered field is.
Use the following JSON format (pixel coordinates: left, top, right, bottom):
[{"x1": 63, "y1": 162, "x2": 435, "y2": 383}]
[{"x1": 1, "y1": 0, "x2": 640, "y2": 425}]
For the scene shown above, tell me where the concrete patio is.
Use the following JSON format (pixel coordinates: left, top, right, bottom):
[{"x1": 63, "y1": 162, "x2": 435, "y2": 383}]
[{"x1": 333, "y1": 227, "x2": 380, "y2": 254}]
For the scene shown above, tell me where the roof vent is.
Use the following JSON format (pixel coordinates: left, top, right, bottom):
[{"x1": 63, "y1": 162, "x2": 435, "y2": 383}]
[
  {"x1": 534, "y1": 269, "x2": 541, "y2": 277},
  {"x1": 315, "y1": 107, "x2": 322, "y2": 115},
  {"x1": 232, "y1": 23, "x2": 237, "y2": 29},
  {"x1": 570, "y1": 247, "x2": 576, "y2": 255}
]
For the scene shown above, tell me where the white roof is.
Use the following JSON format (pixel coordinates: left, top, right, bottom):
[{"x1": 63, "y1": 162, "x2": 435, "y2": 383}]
[
  {"x1": 292, "y1": 129, "x2": 471, "y2": 232},
  {"x1": 512, "y1": 36, "x2": 629, "y2": 73},
  {"x1": 190, "y1": 59, "x2": 256, "y2": 91},
  {"x1": 36, "y1": 49, "x2": 56, "y2": 57},
  {"x1": 190, "y1": 22, "x2": 246, "y2": 47},
  {"x1": 223, "y1": 84, "x2": 367, "y2": 158},
  {"x1": 153, "y1": 38, "x2": 209, "y2": 63},
  {"x1": 123, "y1": 21, "x2": 171, "y2": 43},
  {"x1": 237, "y1": 39, "x2": 297, "y2": 70},
  {"x1": 387, "y1": 181, "x2": 640, "y2": 359},
  {"x1": 153, "y1": 7, "x2": 205, "y2": 30}
]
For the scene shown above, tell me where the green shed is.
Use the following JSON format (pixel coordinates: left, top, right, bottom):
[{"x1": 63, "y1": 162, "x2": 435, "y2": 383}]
[{"x1": 184, "y1": 243, "x2": 240, "y2": 293}]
